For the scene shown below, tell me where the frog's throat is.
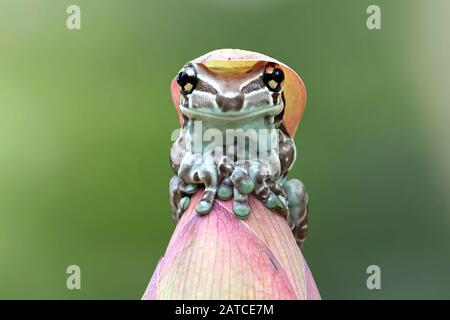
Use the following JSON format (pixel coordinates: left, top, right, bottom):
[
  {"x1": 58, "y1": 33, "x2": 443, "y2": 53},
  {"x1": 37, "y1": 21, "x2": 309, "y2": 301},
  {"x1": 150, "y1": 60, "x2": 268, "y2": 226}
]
[{"x1": 179, "y1": 105, "x2": 283, "y2": 122}]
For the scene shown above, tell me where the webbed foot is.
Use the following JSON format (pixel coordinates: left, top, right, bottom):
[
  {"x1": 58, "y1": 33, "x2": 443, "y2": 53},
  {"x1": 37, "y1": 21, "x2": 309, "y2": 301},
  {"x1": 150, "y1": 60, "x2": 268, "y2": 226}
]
[{"x1": 196, "y1": 189, "x2": 216, "y2": 215}]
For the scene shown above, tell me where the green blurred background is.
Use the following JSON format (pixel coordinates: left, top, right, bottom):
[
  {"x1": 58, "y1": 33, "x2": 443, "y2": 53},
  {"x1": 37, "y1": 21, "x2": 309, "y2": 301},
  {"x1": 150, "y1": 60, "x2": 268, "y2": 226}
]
[{"x1": 1, "y1": 0, "x2": 449, "y2": 299}]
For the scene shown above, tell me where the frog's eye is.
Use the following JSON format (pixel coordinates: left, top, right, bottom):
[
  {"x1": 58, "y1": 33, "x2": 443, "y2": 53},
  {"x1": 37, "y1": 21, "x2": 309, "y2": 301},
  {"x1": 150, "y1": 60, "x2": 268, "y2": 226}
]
[
  {"x1": 263, "y1": 66, "x2": 285, "y2": 92},
  {"x1": 177, "y1": 65, "x2": 197, "y2": 95}
]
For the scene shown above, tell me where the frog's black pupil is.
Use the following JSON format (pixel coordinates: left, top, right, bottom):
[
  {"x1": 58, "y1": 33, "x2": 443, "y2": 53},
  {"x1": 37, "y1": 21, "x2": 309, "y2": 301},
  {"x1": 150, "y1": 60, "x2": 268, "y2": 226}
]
[
  {"x1": 177, "y1": 71, "x2": 187, "y2": 86},
  {"x1": 263, "y1": 67, "x2": 284, "y2": 92},
  {"x1": 272, "y1": 68, "x2": 284, "y2": 83},
  {"x1": 177, "y1": 67, "x2": 197, "y2": 94}
]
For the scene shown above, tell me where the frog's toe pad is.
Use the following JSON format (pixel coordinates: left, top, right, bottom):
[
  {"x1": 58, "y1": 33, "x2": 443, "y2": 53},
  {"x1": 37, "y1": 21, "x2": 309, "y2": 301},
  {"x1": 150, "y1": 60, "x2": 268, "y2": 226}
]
[
  {"x1": 238, "y1": 178, "x2": 255, "y2": 195},
  {"x1": 265, "y1": 193, "x2": 287, "y2": 210},
  {"x1": 230, "y1": 169, "x2": 254, "y2": 195},
  {"x1": 217, "y1": 178, "x2": 233, "y2": 200},
  {"x1": 233, "y1": 202, "x2": 250, "y2": 219},
  {"x1": 179, "y1": 196, "x2": 190, "y2": 211},
  {"x1": 196, "y1": 200, "x2": 213, "y2": 215},
  {"x1": 183, "y1": 184, "x2": 199, "y2": 195}
]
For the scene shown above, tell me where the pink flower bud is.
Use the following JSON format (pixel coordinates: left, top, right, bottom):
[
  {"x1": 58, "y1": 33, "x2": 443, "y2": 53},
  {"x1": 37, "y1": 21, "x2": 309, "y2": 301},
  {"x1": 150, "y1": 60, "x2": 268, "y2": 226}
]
[{"x1": 143, "y1": 191, "x2": 320, "y2": 300}]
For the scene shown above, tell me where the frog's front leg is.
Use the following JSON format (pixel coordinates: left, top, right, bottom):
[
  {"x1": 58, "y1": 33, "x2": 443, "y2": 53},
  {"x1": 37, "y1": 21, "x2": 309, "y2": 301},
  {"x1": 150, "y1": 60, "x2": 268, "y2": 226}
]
[
  {"x1": 247, "y1": 154, "x2": 288, "y2": 214},
  {"x1": 178, "y1": 151, "x2": 219, "y2": 215}
]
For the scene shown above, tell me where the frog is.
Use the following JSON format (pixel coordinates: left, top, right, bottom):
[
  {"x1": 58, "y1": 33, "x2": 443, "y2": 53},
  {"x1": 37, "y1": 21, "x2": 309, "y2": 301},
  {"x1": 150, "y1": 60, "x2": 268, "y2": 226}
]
[{"x1": 169, "y1": 49, "x2": 309, "y2": 247}]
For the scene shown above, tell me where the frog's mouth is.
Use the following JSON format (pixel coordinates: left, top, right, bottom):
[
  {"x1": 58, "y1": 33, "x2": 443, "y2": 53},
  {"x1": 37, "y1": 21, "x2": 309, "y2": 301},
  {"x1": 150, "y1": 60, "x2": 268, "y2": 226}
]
[{"x1": 179, "y1": 105, "x2": 283, "y2": 122}]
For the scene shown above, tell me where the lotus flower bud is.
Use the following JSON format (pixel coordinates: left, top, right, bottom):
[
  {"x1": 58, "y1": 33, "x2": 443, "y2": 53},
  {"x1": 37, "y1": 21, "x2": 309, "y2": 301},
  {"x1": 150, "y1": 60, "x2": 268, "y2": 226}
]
[{"x1": 143, "y1": 191, "x2": 320, "y2": 300}]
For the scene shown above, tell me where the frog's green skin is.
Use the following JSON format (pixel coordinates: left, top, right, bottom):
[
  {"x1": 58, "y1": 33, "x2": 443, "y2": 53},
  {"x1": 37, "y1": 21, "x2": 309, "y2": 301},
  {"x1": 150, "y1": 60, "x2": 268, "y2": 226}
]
[{"x1": 170, "y1": 61, "x2": 308, "y2": 248}]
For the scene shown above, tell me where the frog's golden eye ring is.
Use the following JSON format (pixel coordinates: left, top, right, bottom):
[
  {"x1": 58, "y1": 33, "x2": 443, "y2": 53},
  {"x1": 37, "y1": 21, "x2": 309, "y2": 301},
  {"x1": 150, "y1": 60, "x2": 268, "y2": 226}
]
[
  {"x1": 263, "y1": 66, "x2": 285, "y2": 92},
  {"x1": 176, "y1": 64, "x2": 197, "y2": 95}
]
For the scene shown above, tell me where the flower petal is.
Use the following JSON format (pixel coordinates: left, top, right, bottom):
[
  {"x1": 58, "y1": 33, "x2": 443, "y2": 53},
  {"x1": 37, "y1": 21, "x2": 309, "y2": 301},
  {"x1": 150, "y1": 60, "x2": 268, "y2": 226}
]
[{"x1": 143, "y1": 191, "x2": 320, "y2": 300}]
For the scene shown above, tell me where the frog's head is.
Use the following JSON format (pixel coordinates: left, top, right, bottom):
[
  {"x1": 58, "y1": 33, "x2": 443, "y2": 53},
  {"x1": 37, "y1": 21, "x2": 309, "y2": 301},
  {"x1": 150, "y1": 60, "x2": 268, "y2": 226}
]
[
  {"x1": 175, "y1": 60, "x2": 285, "y2": 125},
  {"x1": 171, "y1": 49, "x2": 306, "y2": 137}
]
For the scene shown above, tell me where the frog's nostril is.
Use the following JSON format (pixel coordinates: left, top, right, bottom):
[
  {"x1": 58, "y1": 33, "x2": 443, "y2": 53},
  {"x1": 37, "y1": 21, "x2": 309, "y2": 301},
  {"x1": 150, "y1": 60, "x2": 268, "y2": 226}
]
[{"x1": 216, "y1": 94, "x2": 244, "y2": 112}]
